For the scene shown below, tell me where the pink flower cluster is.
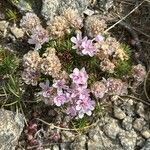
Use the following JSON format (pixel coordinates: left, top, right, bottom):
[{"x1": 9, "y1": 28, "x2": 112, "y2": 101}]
[
  {"x1": 28, "y1": 26, "x2": 49, "y2": 50},
  {"x1": 39, "y1": 68, "x2": 95, "y2": 118},
  {"x1": 71, "y1": 33, "x2": 99, "y2": 57}
]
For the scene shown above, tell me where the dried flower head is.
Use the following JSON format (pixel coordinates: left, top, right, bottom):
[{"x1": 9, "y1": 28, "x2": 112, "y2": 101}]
[
  {"x1": 41, "y1": 52, "x2": 61, "y2": 78},
  {"x1": 84, "y1": 15, "x2": 107, "y2": 37},
  {"x1": 63, "y1": 8, "x2": 83, "y2": 29},
  {"x1": 131, "y1": 64, "x2": 146, "y2": 82},
  {"x1": 28, "y1": 26, "x2": 49, "y2": 50},
  {"x1": 22, "y1": 68, "x2": 40, "y2": 86},
  {"x1": 47, "y1": 16, "x2": 69, "y2": 38},
  {"x1": 23, "y1": 50, "x2": 41, "y2": 70},
  {"x1": 91, "y1": 81, "x2": 108, "y2": 98},
  {"x1": 55, "y1": 70, "x2": 69, "y2": 81},
  {"x1": 20, "y1": 12, "x2": 41, "y2": 31},
  {"x1": 106, "y1": 78, "x2": 127, "y2": 95},
  {"x1": 106, "y1": 37, "x2": 128, "y2": 61},
  {"x1": 100, "y1": 58, "x2": 115, "y2": 73},
  {"x1": 96, "y1": 36, "x2": 128, "y2": 61}
]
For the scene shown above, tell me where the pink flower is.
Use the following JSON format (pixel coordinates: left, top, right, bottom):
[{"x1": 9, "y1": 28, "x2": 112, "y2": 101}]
[
  {"x1": 76, "y1": 98, "x2": 95, "y2": 118},
  {"x1": 54, "y1": 93, "x2": 68, "y2": 106},
  {"x1": 66, "y1": 106, "x2": 77, "y2": 117},
  {"x1": 71, "y1": 33, "x2": 87, "y2": 50},
  {"x1": 71, "y1": 85, "x2": 90, "y2": 100},
  {"x1": 39, "y1": 80, "x2": 51, "y2": 98},
  {"x1": 69, "y1": 68, "x2": 88, "y2": 85},
  {"x1": 81, "y1": 39, "x2": 97, "y2": 57},
  {"x1": 71, "y1": 33, "x2": 97, "y2": 56},
  {"x1": 28, "y1": 26, "x2": 49, "y2": 50},
  {"x1": 52, "y1": 79, "x2": 68, "y2": 90},
  {"x1": 95, "y1": 34, "x2": 104, "y2": 42}
]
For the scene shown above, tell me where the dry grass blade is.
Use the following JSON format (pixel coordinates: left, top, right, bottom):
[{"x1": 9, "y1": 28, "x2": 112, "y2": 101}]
[
  {"x1": 36, "y1": 118, "x2": 99, "y2": 132},
  {"x1": 144, "y1": 70, "x2": 150, "y2": 102}
]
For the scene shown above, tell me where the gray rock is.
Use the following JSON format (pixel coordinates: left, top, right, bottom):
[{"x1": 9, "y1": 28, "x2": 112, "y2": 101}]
[
  {"x1": 10, "y1": 26, "x2": 24, "y2": 39},
  {"x1": 118, "y1": 130, "x2": 137, "y2": 150},
  {"x1": 0, "y1": 109, "x2": 24, "y2": 150},
  {"x1": 136, "y1": 136, "x2": 145, "y2": 148},
  {"x1": 88, "y1": 126, "x2": 123, "y2": 150},
  {"x1": 0, "y1": 21, "x2": 9, "y2": 37},
  {"x1": 122, "y1": 116, "x2": 133, "y2": 131},
  {"x1": 136, "y1": 102, "x2": 145, "y2": 118},
  {"x1": 141, "y1": 130, "x2": 150, "y2": 139},
  {"x1": 114, "y1": 106, "x2": 126, "y2": 120},
  {"x1": 70, "y1": 135, "x2": 87, "y2": 150},
  {"x1": 141, "y1": 139, "x2": 150, "y2": 150},
  {"x1": 103, "y1": 119, "x2": 120, "y2": 139},
  {"x1": 52, "y1": 145, "x2": 59, "y2": 150},
  {"x1": 97, "y1": 0, "x2": 114, "y2": 11},
  {"x1": 61, "y1": 131, "x2": 75, "y2": 142},
  {"x1": 9, "y1": 0, "x2": 42, "y2": 15},
  {"x1": 41, "y1": 0, "x2": 90, "y2": 22},
  {"x1": 133, "y1": 118, "x2": 146, "y2": 131},
  {"x1": 121, "y1": 99, "x2": 135, "y2": 117},
  {"x1": 60, "y1": 143, "x2": 71, "y2": 150}
]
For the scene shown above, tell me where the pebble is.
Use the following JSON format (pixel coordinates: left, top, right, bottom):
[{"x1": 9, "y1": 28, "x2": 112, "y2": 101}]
[
  {"x1": 141, "y1": 139, "x2": 150, "y2": 150},
  {"x1": 0, "y1": 21, "x2": 9, "y2": 37},
  {"x1": 119, "y1": 130, "x2": 137, "y2": 150},
  {"x1": 133, "y1": 118, "x2": 146, "y2": 131},
  {"x1": 103, "y1": 119, "x2": 120, "y2": 139},
  {"x1": 136, "y1": 102, "x2": 145, "y2": 118},
  {"x1": 114, "y1": 106, "x2": 126, "y2": 120},
  {"x1": 122, "y1": 116, "x2": 133, "y2": 131},
  {"x1": 141, "y1": 130, "x2": 150, "y2": 139},
  {"x1": 10, "y1": 26, "x2": 24, "y2": 39}
]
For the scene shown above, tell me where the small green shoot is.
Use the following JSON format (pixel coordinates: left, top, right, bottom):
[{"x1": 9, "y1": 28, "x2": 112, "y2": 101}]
[
  {"x1": 0, "y1": 48, "x2": 19, "y2": 77},
  {"x1": 114, "y1": 60, "x2": 132, "y2": 78},
  {"x1": 121, "y1": 43, "x2": 132, "y2": 57},
  {"x1": 72, "y1": 117, "x2": 90, "y2": 131},
  {"x1": 7, "y1": 0, "x2": 19, "y2": 5},
  {"x1": 6, "y1": 9, "x2": 18, "y2": 23},
  {"x1": 0, "y1": 75, "x2": 22, "y2": 108}
]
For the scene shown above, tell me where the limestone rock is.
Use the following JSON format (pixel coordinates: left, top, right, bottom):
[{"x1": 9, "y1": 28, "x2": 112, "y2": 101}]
[
  {"x1": 141, "y1": 139, "x2": 150, "y2": 150},
  {"x1": 122, "y1": 116, "x2": 133, "y2": 131},
  {"x1": 0, "y1": 109, "x2": 24, "y2": 150},
  {"x1": 9, "y1": 0, "x2": 42, "y2": 15},
  {"x1": 133, "y1": 118, "x2": 146, "y2": 131},
  {"x1": 41, "y1": 0, "x2": 90, "y2": 22},
  {"x1": 141, "y1": 130, "x2": 150, "y2": 139},
  {"x1": 88, "y1": 127, "x2": 123, "y2": 150},
  {"x1": 0, "y1": 21, "x2": 9, "y2": 37},
  {"x1": 114, "y1": 106, "x2": 126, "y2": 120},
  {"x1": 119, "y1": 130, "x2": 137, "y2": 150},
  {"x1": 136, "y1": 102, "x2": 145, "y2": 118},
  {"x1": 10, "y1": 26, "x2": 24, "y2": 39},
  {"x1": 103, "y1": 119, "x2": 120, "y2": 139},
  {"x1": 70, "y1": 135, "x2": 87, "y2": 150}
]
